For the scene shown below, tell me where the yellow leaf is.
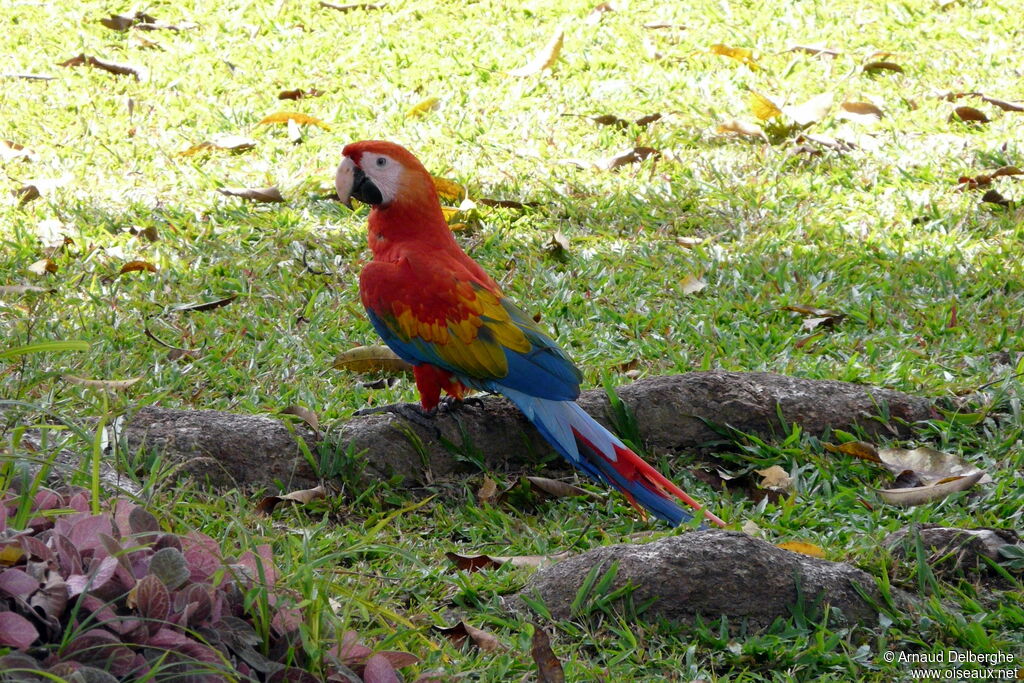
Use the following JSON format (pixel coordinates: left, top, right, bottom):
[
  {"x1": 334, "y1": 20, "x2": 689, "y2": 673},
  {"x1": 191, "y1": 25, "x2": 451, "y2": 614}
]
[
  {"x1": 782, "y1": 92, "x2": 834, "y2": 126},
  {"x1": 119, "y1": 260, "x2": 158, "y2": 275},
  {"x1": 823, "y1": 441, "x2": 881, "y2": 463},
  {"x1": 257, "y1": 112, "x2": 331, "y2": 130},
  {"x1": 509, "y1": 29, "x2": 564, "y2": 76},
  {"x1": 0, "y1": 544, "x2": 24, "y2": 566},
  {"x1": 28, "y1": 258, "x2": 57, "y2": 275},
  {"x1": 432, "y1": 176, "x2": 467, "y2": 202},
  {"x1": 748, "y1": 91, "x2": 782, "y2": 120},
  {"x1": 710, "y1": 43, "x2": 759, "y2": 69},
  {"x1": 777, "y1": 541, "x2": 826, "y2": 558},
  {"x1": 716, "y1": 119, "x2": 767, "y2": 141},
  {"x1": 63, "y1": 375, "x2": 143, "y2": 391},
  {"x1": 407, "y1": 96, "x2": 439, "y2": 118},
  {"x1": 756, "y1": 465, "x2": 793, "y2": 490},
  {"x1": 679, "y1": 273, "x2": 707, "y2": 295},
  {"x1": 333, "y1": 344, "x2": 413, "y2": 374}
]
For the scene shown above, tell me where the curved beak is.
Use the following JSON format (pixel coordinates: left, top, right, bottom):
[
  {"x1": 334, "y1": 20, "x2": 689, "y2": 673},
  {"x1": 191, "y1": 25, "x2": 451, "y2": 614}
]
[{"x1": 335, "y1": 156, "x2": 383, "y2": 208}]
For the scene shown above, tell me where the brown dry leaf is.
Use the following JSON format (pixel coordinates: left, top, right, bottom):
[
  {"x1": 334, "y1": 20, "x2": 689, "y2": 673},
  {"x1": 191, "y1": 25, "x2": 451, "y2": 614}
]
[
  {"x1": 432, "y1": 176, "x2": 467, "y2": 203},
  {"x1": 756, "y1": 465, "x2": 793, "y2": 491},
  {"x1": 716, "y1": 119, "x2": 768, "y2": 141},
  {"x1": 433, "y1": 622, "x2": 501, "y2": 652},
  {"x1": 783, "y1": 92, "x2": 834, "y2": 126},
  {"x1": 823, "y1": 441, "x2": 881, "y2": 463},
  {"x1": 597, "y1": 146, "x2": 659, "y2": 170},
  {"x1": 256, "y1": 484, "x2": 327, "y2": 515},
  {"x1": 709, "y1": 43, "x2": 760, "y2": 69},
  {"x1": 776, "y1": 541, "x2": 826, "y2": 558},
  {"x1": 838, "y1": 101, "x2": 883, "y2": 123},
  {"x1": 950, "y1": 106, "x2": 989, "y2": 123},
  {"x1": 981, "y1": 189, "x2": 1012, "y2": 207},
  {"x1": 509, "y1": 29, "x2": 564, "y2": 77},
  {"x1": 525, "y1": 476, "x2": 600, "y2": 499},
  {"x1": 258, "y1": 112, "x2": 331, "y2": 130},
  {"x1": 863, "y1": 61, "x2": 903, "y2": 73},
  {"x1": 99, "y1": 11, "x2": 155, "y2": 30},
  {"x1": 445, "y1": 551, "x2": 571, "y2": 572},
  {"x1": 546, "y1": 231, "x2": 570, "y2": 256},
  {"x1": 143, "y1": 323, "x2": 201, "y2": 361},
  {"x1": 877, "y1": 446, "x2": 989, "y2": 484},
  {"x1": 28, "y1": 259, "x2": 57, "y2": 276},
  {"x1": 794, "y1": 332, "x2": 824, "y2": 349},
  {"x1": 979, "y1": 95, "x2": 1023, "y2": 112},
  {"x1": 181, "y1": 135, "x2": 257, "y2": 156},
  {"x1": 796, "y1": 133, "x2": 856, "y2": 151},
  {"x1": 1, "y1": 140, "x2": 37, "y2": 163},
  {"x1": 588, "y1": 113, "x2": 661, "y2": 130},
  {"x1": 319, "y1": 1, "x2": 386, "y2": 11},
  {"x1": 63, "y1": 375, "x2": 142, "y2": 391},
  {"x1": 171, "y1": 295, "x2": 238, "y2": 313},
  {"x1": 531, "y1": 624, "x2": 565, "y2": 683},
  {"x1": 407, "y1": 96, "x2": 440, "y2": 118},
  {"x1": 278, "y1": 88, "x2": 324, "y2": 100},
  {"x1": 956, "y1": 166, "x2": 1023, "y2": 189},
  {"x1": 59, "y1": 54, "x2": 147, "y2": 81},
  {"x1": 333, "y1": 344, "x2": 413, "y2": 374},
  {"x1": 748, "y1": 91, "x2": 782, "y2": 120},
  {"x1": 788, "y1": 44, "x2": 841, "y2": 57},
  {"x1": 679, "y1": 273, "x2": 707, "y2": 295},
  {"x1": 783, "y1": 304, "x2": 844, "y2": 320},
  {"x1": 119, "y1": 260, "x2": 157, "y2": 275},
  {"x1": 281, "y1": 405, "x2": 319, "y2": 433},
  {"x1": 477, "y1": 477, "x2": 499, "y2": 505},
  {"x1": 476, "y1": 197, "x2": 535, "y2": 209},
  {"x1": 876, "y1": 471, "x2": 984, "y2": 507},
  {"x1": 217, "y1": 186, "x2": 285, "y2": 203},
  {"x1": 586, "y1": 2, "x2": 615, "y2": 24}
]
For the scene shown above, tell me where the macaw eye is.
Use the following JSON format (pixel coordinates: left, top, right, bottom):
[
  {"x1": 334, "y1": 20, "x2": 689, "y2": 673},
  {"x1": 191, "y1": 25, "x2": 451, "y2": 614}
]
[{"x1": 375, "y1": 157, "x2": 388, "y2": 167}]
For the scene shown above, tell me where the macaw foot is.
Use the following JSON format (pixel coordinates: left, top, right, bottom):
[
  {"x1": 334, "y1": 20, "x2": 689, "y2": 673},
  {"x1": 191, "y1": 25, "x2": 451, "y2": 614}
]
[
  {"x1": 436, "y1": 394, "x2": 486, "y2": 414},
  {"x1": 354, "y1": 402, "x2": 440, "y2": 438}
]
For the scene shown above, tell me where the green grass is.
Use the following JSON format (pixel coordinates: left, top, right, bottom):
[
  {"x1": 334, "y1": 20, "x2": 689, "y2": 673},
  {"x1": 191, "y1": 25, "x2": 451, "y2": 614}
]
[{"x1": 2, "y1": 0, "x2": 1023, "y2": 680}]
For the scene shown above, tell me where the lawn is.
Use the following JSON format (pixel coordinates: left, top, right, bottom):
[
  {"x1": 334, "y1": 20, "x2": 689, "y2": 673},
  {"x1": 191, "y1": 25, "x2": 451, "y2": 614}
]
[{"x1": 1, "y1": 0, "x2": 1022, "y2": 680}]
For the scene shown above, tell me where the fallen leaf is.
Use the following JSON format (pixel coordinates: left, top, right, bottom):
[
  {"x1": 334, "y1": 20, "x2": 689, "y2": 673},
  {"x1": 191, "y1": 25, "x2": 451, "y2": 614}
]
[
  {"x1": 445, "y1": 551, "x2": 571, "y2": 572},
  {"x1": 319, "y1": 1, "x2": 386, "y2": 11},
  {"x1": 256, "y1": 484, "x2": 327, "y2": 515},
  {"x1": 796, "y1": 133, "x2": 856, "y2": 151},
  {"x1": 979, "y1": 95, "x2": 1023, "y2": 112},
  {"x1": 28, "y1": 259, "x2": 57, "y2": 275},
  {"x1": 258, "y1": 112, "x2": 331, "y2": 130},
  {"x1": 170, "y1": 295, "x2": 238, "y2": 312},
  {"x1": 585, "y1": 2, "x2": 615, "y2": 23},
  {"x1": 431, "y1": 176, "x2": 467, "y2": 202},
  {"x1": 756, "y1": 465, "x2": 793, "y2": 490},
  {"x1": 776, "y1": 541, "x2": 825, "y2": 558},
  {"x1": 877, "y1": 446, "x2": 989, "y2": 484},
  {"x1": 876, "y1": 471, "x2": 984, "y2": 507},
  {"x1": 587, "y1": 113, "x2": 661, "y2": 130},
  {"x1": 783, "y1": 92, "x2": 834, "y2": 126},
  {"x1": 950, "y1": 106, "x2": 989, "y2": 123},
  {"x1": 748, "y1": 91, "x2": 782, "y2": 120},
  {"x1": 679, "y1": 273, "x2": 707, "y2": 295},
  {"x1": 217, "y1": 186, "x2": 285, "y2": 203},
  {"x1": 788, "y1": 44, "x2": 841, "y2": 57},
  {"x1": 716, "y1": 119, "x2": 768, "y2": 141},
  {"x1": 956, "y1": 166, "x2": 1023, "y2": 189},
  {"x1": 981, "y1": 189, "x2": 1012, "y2": 207},
  {"x1": 509, "y1": 29, "x2": 564, "y2": 77},
  {"x1": 278, "y1": 88, "x2": 324, "y2": 100},
  {"x1": 119, "y1": 260, "x2": 157, "y2": 275},
  {"x1": 99, "y1": 10, "x2": 155, "y2": 30},
  {"x1": 823, "y1": 441, "x2": 881, "y2": 462},
  {"x1": 597, "y1": 146, "x2": 659, "y2": 170},
  {"x1": 546, "y1": 231, "x2": 570, "y2": 256},
  {"x1": 407, "y1": 96, "x2": 440, "y2": 117},
  {"x1": 181, "y1": 135, "x2": 257, "y2": 156},
  {"x1": 287, "y1": 118, "x2": 302, "y2": 144},
  {"x1": 63, "y1": 375, "x2": 142, "y2": 391},
  {"x1": 531, "y1": 624, "x2": 565, "y2": 683},
  {"x1": 644, "y1": 22, "x2": 686, "y2": 30},
  {"x1": 1, "y1": 140, "x2": 37, "y2": 163},
  {"x1": 1, "y1": 72, "x2": 55, "y2": 81},
  {"x1": 838, "y1": 101, "x2": 883, "y2": 123},
  {"x1": 794, "y1": 331, "x2": 825, "y2": 348},
  {"x1": 477, "y1": 477, "x2": 499, "y2": 505},
  {"x1": 333, "y1": 345, "x2": 413, "y2": 374},
  {"x1": 143, "y1": 322, "x2": 201, "y2": 361},
  {"x1": 709, "y1": 44, "x2": 759, "y2": 69},
  {"x1": 281, "y1": 405, "x2": 319, "y2": 433},
  {"x1": 433, "y1": 622, "x2": 501, "y2": 652},
  {"x1": 0, "y1": 285, "x2": 51, "y2": 296},
  {"x1": 741, "y1": 519, "x2": 763, "y2": 536},
  {"x1": 863, "y1": 61, "x2": 903, "y2": 73},
  {"x1": 59, "y1": 54, "x2": 146, "y2": 81},
  {"x1": 524, "y1": 476, "x2": 600, "y2": 499},
  {"x1": 476, "y1": 197, "x2": 535, "y2": 209}
]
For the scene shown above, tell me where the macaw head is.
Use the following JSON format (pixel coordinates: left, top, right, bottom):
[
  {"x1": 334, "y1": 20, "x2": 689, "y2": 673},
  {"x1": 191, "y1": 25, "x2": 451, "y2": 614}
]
[{"x1": 335, "y1": 140, "x2": 435, "y2": 211}]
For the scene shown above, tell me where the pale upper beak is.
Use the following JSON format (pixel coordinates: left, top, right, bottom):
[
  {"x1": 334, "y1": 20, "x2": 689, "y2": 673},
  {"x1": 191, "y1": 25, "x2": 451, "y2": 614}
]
[{"x1": 335, "y1": 156, "x2": 356, "y2": 209}]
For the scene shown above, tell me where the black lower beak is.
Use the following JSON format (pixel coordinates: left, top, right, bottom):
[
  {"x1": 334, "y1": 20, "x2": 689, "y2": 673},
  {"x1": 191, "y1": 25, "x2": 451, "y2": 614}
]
[{"x1": 350, "y1": 167, "x2": 383, "y2": 206}]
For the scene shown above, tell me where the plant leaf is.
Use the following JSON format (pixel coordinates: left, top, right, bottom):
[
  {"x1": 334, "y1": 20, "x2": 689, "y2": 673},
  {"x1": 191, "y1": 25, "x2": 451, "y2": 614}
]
[
  {"x1": 333, "y1": 345, "x2": 413, "y2": 374},
  {"x1": 716, "y1": 119, "x2": 767, "y2": 141},
  {"x1": 709, "y1": 44, "x2": 759, "y2": 69},
  {"x1": 63, "y1": 375, "x2": 142, "y2": 391},
  {"x1": 776, "y1": 541, "x2": 825, "y2": 558},
  {"x1": 433, "y1": 621, "x2": 501, "y2": 651},
  {"x1": 217, "y1": 186, "x2": 285, "y2": 203},
  {"x1": 0, "y1": 612, "x2": 39, "y2": 649},
  {"x1": 748, "y1": 92, "x2": 782, "y2": 120},
  {"x1": 823, "y1": 441, "x2": 881, "y2": 462},
  {"x1": 258, "y1": 112, "x2": 331, "y2": 130},
  {"x1": 406, "y1": 97, "x2": 440, "y2": 118},
  {"x1": 509, "y1": 29, "x2": 564, "y2": 76},
  {"x1": 838, "y1": 101, "x2": 883, "y2": 123},
  {"x1": 950, "y1": 106, "x2": 989, "y2": 123},
  {"x1": 119, "y1": 260, "x2": 157, "y2": 275},
  {"x1": 256, "y1": 484, "x2": 327, "y2": 515},
  {"x1": 783, "y1": 92, "x2": 834, "y2": 125},
  {"x1": 531, "y1": 623, "x2": 565, "y2": 683},
  {"x1": 876, "y1": 471, "x2": 984, "y2": 506}
]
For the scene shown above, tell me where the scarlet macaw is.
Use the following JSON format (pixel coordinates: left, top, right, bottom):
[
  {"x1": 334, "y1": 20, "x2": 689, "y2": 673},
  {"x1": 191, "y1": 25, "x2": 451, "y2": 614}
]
[{"x1": 335, "y1": 141, "x2": 725, "y2": 527}]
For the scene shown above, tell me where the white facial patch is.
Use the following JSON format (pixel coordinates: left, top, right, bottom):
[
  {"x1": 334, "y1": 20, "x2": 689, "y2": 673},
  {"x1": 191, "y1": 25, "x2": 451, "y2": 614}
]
[{"x1": 360, "y1": 152, "x2": 403, "y2": 206}]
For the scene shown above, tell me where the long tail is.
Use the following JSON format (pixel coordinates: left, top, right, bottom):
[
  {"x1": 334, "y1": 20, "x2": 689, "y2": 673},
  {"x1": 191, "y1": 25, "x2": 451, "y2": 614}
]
[{"x1": 503, "y1": 389, "x2": 725, "y2": 527}]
